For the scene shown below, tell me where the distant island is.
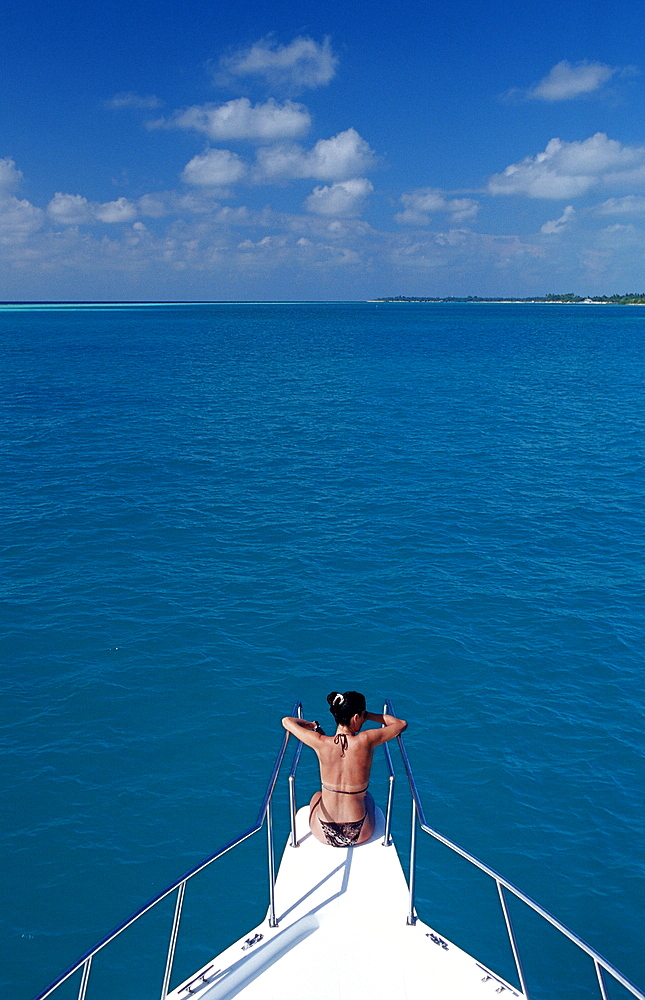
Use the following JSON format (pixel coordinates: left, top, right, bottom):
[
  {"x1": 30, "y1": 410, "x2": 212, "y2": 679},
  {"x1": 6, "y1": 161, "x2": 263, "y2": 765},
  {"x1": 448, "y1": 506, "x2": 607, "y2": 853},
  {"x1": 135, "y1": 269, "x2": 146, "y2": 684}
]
[{"x1": 374, "y1": 293, "x2": 645, "y2": 304}]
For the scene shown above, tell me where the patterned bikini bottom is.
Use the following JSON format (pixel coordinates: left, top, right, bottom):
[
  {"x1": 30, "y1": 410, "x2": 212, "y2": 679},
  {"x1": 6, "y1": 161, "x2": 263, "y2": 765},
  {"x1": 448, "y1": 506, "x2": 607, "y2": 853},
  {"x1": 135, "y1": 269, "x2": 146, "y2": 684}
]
[{"x1": 319, "y1": 815, "x2": 366, "y2": 847}]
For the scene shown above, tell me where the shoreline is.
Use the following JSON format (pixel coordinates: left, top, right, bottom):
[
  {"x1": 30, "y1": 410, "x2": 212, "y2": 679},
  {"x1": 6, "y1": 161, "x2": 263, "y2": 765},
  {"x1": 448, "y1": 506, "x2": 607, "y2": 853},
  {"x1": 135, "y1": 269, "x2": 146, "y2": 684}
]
[{"x1": 368, "y1": 299, "x2": 645, "y2": 305}]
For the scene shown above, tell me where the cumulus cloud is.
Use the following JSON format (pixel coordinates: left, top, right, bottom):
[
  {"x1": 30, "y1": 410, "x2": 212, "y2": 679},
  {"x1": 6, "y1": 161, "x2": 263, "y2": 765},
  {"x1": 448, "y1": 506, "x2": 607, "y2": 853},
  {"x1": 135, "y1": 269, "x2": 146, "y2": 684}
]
[
  {"x1": 160, "y1": 98, "x2": 311, "y2": 142},
  {"x1": 106, "y1": 92, "x2": 162, "y2": 109},
  {"x1": 47, "y1": 192, "x2": 138, "y2": 224},
  {"x1": 8, "y1": 193, "x2": 645, "y2": 299},
  {"x1": 0, "y1": 156, "x2": 44, "y2": 244},
  {"x1": 540, "y1": 205, "x2": 575, "y2": 234},
  {"x1": 0, "y1": 158, "x2": 43, "y2": 241},
  {"x1": 602, "y1": 164, "x2": 645, "y2": 187},
  {"x1": 95, "y1": 197, "x2": 138, "y2": 223},
  {"x1": 594, "y1": 195, "x2": 645, "y2": 215},
  {"x1": 47, "y1": 193, "x2": 95, "y2": 225},
  {"x1": 255, "y1": 128, "x2": 377, "y2": 183},
  {"x1": 219, "y1": 36, "x2": 337, "y2": 91},
  {"x1": 395, "y1": 188, "x2": 479, "y2": 225},
  {"x1": 304, "y1": 178, "x2": 373, "y2": 217},
  {"x1": 525, "y1": 60, "x2": 618, "y2": 101},
  {"x1": 0, "y1": 157, "x2": 24, "y2": 192},
  {"x1": 128, "y1": 189, "x2": 258, "y2": 220},
  {"x1": 488, "y1": 133, "x2": 645, "y2": 199},
  {"x1": 0, "y1": 197, "x2": 44, "y2": 241},
  {"x1": 181, "y1": 149, "x2": 247, "y2": 187}
]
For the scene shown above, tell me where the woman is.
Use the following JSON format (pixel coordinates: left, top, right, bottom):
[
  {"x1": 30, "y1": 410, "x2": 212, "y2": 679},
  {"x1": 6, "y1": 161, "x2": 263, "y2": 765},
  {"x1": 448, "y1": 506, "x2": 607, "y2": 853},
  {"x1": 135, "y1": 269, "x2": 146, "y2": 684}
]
[{"x1": 282, "y1": 691, "x2": 407, "y2": 847}]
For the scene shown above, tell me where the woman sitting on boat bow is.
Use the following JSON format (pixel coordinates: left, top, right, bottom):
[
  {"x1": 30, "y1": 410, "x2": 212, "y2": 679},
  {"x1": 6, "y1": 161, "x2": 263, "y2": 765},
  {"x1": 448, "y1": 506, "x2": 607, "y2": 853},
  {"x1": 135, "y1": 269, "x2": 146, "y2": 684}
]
[{"x1": 282, "y1": 691, "x2": 407, "y2": 847}]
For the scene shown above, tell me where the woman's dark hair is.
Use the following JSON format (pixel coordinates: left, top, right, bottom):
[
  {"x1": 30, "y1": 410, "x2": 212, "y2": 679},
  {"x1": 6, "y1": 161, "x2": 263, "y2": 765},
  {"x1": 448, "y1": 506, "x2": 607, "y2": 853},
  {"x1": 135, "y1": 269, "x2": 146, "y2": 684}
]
[{"x1": 327, "y1": 690, "x2": 366, "y2": 727}]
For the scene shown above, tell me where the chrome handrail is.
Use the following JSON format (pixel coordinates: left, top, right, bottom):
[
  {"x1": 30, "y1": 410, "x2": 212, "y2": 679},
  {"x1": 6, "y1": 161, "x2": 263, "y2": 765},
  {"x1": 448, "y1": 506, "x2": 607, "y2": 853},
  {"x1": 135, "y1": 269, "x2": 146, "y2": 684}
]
[
  {"x1": 31, "y1": 701, "x2": 302, "y2": 1000},
  {"x1": 385, "y1": 699, "x2": 645, "y2": 1000},
  {"x1": 285, "y1": 703, "x2": 397, "y2": 850},
  {"x1": 382, "y1": 702, "x2": 395, "y2": 847},
  {"x1": 31, "y1": 696, "x2": 644, "y2": 1000},
  {"x1": 288, "y1": 703, "x2": 304, "y2": 848}
]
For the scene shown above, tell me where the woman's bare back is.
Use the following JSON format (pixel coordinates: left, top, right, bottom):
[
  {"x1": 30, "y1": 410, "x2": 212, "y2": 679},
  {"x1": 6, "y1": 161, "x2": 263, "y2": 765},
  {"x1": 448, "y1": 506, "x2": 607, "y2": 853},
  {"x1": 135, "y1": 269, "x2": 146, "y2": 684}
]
[{"x1": 282, "y1": 706, "x2": 407, "y2": 847}]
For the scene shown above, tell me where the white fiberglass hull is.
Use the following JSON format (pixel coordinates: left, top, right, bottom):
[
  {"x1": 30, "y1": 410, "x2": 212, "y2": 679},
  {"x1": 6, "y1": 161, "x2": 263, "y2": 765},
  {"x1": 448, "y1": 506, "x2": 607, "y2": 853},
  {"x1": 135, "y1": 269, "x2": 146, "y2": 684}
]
[{"x1": 168, "y1": 806, "x2": 521, "y2": 1000}]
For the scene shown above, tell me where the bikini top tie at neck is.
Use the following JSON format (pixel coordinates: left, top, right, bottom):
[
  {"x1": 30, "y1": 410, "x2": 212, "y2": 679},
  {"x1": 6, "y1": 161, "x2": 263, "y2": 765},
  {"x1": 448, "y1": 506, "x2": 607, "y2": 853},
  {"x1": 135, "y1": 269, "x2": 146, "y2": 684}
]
[{"x1": 334, "y1": 733, "x2": 349, "y2": 757}]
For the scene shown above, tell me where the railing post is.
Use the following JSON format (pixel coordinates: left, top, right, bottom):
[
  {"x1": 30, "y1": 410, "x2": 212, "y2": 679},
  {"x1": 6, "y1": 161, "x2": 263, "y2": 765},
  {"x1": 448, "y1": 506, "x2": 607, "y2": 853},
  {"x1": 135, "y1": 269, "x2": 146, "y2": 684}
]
[
  {"x1": 159, "y1": 880, "x2": 186, "y2": 1000},
  {"x1": 382, "y1": 703, "x2": 395, "y2": 847},
  {"x1": 288, "y1": 774, "x2": 298, "y2": 847},
  {"x1": 77, "y1": 958, "x2": 92, "y2": 1000},
  {"x1": 595, "y1": 960, "x2": 609, "y2": 1000},
  {"x1": 496, "y1": 881, "x2": 530, "y2": 998},
  {"x1": 289, "y1": 704, "x2": 303, "y2": 847},
  {"x1": 267, "y1": 799, "x2": 278, "y2": 927},
  {"x1": 383, "y1": 774, "x2": 395, "y2": 846},
  {"x1": 407, "y1": 798, "x2": 417, "y2": 925}
]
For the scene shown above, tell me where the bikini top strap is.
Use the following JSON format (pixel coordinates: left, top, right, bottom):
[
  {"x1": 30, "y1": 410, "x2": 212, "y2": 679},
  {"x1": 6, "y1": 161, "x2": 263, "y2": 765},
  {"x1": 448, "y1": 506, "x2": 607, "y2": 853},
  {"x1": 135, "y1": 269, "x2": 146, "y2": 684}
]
[{"x1": 334, "y1": 733, "x2": 348, "y2": 757}]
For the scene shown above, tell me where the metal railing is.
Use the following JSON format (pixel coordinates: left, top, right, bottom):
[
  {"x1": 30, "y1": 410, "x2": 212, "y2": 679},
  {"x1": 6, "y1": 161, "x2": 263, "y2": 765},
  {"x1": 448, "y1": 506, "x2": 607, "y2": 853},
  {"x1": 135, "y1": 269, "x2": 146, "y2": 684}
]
[
  {"x1": 31, "y1": 701, "x2": 302, "y2": 1000},
  {"x1": 381, "y1": 702, "x2": 396, "y2": 847},
  {"x1": 384, "y1": 698, "x2": 645, "y2": 1000},
  {"x1": 31, "y1": 698, "x2": 645, "y2": 1000}
]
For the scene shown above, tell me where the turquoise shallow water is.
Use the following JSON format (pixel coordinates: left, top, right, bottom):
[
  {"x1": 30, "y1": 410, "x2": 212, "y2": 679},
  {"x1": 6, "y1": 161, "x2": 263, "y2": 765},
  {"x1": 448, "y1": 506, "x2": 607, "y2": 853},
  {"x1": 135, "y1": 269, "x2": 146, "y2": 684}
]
[{"x1": 1, "y1": 302, "x2": 644, "y2": 1000}]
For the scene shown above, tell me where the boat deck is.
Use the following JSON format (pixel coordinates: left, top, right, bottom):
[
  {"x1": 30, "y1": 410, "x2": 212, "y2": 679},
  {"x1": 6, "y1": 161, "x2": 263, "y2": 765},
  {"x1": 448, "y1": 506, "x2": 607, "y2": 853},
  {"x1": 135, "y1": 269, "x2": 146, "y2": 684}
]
[{"x1": 168, "y1": 806, "x2": 522, "y2": 1000}]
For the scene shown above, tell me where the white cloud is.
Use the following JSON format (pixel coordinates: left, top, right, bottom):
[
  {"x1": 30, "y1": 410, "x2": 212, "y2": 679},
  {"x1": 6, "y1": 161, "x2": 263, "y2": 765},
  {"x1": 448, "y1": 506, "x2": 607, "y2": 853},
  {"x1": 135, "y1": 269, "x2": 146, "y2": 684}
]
[
  {"x1": 106, "y1": 92, "x2": 161, "y2": 110},
  {"x1": 220, "y1": 36, "x2": 337, "y2": 91},
  {"x1": 602, "y1": 165, "x2": 645, "y2": 188},
  {"x1": 95, "y1": 197, "x2": 137, "y2": 223},
  {"x1": 0, "y1": 159, "x2": 43, "y2": 241},
  {"x1": 163, "y1": 98, "x2": 310, "y2": 142},
  {"x1": 600, "y1": 223, "x2": 636, "y2": 235},
  {"x1": 395, "y1": 188, "x2": 479, "y2": 225},
  {"x1": 304, "y1": 178, "x2": 373, "y2": 217},
  {"x1": 255, "y1": 128, "x2": 377, "y2": 183},
  {"x1": 47, "y1": 192, "x2": 138, "y2": 224},
  {"x1": 527, "y1": 60, "x2": 617, "y2": 101},
  {"x1": 594, "y1": 195, "x2": 645, "y2": 215},
  {"x1": 47, "y1": 193, "x2": 95, "y2": 225},
  {"x1": 8, "y1": 195, "x2": 645, "y2": 300},
  {"x1": 0, "y1": 197, "x2": 44, "y2": 241},
  {"x1": 0, "y1": 157, "x2": 24, "y2": 193},
  {"x1": 488, "y1": 133, "x2": 645, "y2": 199},
  {"x1": 135, "y1": 190, "x2": 254, "y2": 218},
  {"x1": 541, "y1": 205, "x2": 575, "y2": 234},
  {"x1": 181, "y1": 148, "x2": 247, "y2": 187}
]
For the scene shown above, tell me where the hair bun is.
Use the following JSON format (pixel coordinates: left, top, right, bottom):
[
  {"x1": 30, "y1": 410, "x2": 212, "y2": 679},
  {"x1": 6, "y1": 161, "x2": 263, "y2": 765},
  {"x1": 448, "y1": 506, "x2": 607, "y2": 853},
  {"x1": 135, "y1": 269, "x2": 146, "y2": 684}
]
[{"x1": 327, "y1": 689, "x2": 366, "y2": 724}]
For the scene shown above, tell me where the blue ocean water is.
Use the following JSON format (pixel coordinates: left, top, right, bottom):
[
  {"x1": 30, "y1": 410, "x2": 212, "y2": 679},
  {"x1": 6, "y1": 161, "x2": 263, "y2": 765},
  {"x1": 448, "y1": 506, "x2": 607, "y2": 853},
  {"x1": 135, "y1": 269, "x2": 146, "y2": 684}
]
[{"x1": 1, "y1": 302, "x2": 643, "y2": 1000}]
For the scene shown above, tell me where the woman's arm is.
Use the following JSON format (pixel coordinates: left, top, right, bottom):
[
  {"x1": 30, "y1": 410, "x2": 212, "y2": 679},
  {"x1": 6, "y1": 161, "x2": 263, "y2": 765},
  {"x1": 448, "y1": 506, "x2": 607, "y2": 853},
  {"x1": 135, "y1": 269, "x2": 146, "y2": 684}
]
[
  {"x1": 363, "y1": 711, "x2": 407, "y2": 744},
  {"x1": 282, "y1": 716, "x2": 325, "y2": 747}
]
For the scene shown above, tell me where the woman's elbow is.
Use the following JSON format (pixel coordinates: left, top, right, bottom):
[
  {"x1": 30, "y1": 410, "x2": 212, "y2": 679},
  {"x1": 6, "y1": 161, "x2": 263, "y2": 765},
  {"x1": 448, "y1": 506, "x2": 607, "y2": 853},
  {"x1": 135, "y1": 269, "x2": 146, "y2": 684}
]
[
  {"x1": 281, "y1": 717, "x2": 291, "y2": 730},
  {"x1": 398, "y1": 719, "x2": 408, "y2": 733}
]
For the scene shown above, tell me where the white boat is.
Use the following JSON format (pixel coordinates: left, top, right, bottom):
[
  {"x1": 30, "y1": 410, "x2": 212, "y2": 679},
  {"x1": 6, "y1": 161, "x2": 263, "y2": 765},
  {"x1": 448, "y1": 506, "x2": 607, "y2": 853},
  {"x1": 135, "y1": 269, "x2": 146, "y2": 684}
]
[{"x1": 33, "y1": 701, "x2": 644, "y2": 1000}]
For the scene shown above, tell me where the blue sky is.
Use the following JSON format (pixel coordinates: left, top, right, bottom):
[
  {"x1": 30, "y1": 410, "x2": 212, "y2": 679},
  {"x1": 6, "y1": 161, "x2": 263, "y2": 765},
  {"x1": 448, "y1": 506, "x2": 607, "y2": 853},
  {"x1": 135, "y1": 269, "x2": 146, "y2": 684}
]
[{"x1": 3, "y1": 0, "x2": 645, "y2": 299}]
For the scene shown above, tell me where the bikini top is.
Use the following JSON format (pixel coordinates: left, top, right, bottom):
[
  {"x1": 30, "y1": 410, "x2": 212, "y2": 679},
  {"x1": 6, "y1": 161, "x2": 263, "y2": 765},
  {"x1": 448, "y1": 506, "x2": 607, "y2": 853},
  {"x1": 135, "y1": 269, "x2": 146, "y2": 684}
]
[{"x1": 321, "y1": 732, "x2": 369, "y2": 794}]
